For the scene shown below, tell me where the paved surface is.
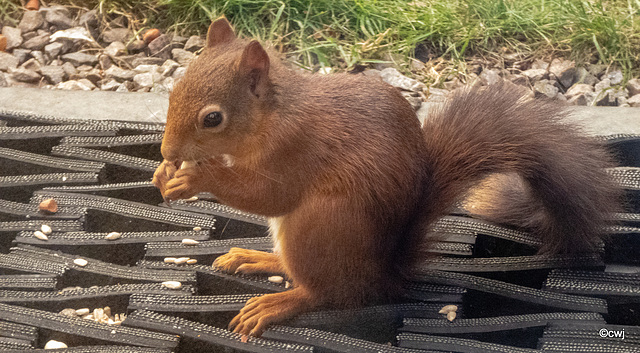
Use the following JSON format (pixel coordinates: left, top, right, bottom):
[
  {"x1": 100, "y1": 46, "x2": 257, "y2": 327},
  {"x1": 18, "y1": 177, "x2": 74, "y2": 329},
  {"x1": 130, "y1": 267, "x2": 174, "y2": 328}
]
[
  {"x1": 0, "y1": 87, "x2": 168, "y2": 124},
  {"x1": 1, "y1": 87, "x2": 639, "y2": 135}
]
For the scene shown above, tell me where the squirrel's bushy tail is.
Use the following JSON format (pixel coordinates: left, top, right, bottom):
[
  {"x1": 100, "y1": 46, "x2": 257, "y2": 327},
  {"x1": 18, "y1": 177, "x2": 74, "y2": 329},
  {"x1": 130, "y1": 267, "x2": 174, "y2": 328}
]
[{"x1": 419, "y1": 84, "x2": 621, "y2": 253}]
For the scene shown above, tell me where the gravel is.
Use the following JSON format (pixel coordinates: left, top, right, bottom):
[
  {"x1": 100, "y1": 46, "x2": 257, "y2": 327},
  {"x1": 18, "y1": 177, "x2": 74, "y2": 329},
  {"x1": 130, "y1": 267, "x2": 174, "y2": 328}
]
[{"x1": 0, "y1": 5, "x2": 639, "y2": 108}]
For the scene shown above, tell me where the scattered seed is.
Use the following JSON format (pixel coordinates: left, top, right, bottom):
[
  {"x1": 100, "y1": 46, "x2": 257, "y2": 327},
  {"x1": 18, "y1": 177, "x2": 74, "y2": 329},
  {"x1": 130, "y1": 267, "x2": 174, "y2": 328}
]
[
  {"x1": 187, "y1": 259, "x2": 198, "y2": 264},
  {"x1": 438, "y1": 305, "x2": 458, "y2": 314},
  {"x1": 162, "y1": 281, "x2": 182, "y2": 289},
  {"x1": 182, "y1": 238, "x2": 200, "y2": 245},
  {"x1": 41, "y1": 224, "x2": 52, "y2": 235},
  {"x1": 180, "y1": 161, "x2": 197, "y2": 169},
  {"x1": 94, "y1": 308, "x2": 104, "y2": 321},
  {"x1": 174, "y1": 257, "x2": 190, "y2": 265},
  {"x1": 60, "y1": 286, "x2": 82, "y2": 293},
  {"x1": 75, "y1": 308, "x2": 90, "y2": 316},
  {"x1": 285, "y1": 281, "x2": 292, "y2": 289},
  {"x1": 193, "y1": 226, "x2": 202, "y2": 231},
  {"x1": 105, "y1": 232, "x2": 121, "y2": 240},
  {"x1": 44, "y1": 340, "x2": 68, "y2": 349},
  {"x1": 185, "y1": 196, "x2": 199, "y2": 202},
  {"x1": 39, "y1": 198, "x2": 58, "y2": 213},
  {"x1": 103, "y1": 306, "x2": 111, "y2": 317},
  {"x1": 268, "y1": 275, "x2": 284, "y2": 284},
  {"x1": 82, "y1": 314, "x2": 94, "y2": 320},
  {"x1": 34, "y1": 230, "x2": 48, "y2": 241},
  {"x1": 59, "y1": 308, "x2": 77, "y2": 317},
  {"x1": 447, "y1": 311, "x2": 457, "y2": 322},
  {"x1": 164, "y1": 257, "x2": 177, "y2": 263},
  {"x1": 73, "y1": 258, "x2": 88, "y2": 267}
]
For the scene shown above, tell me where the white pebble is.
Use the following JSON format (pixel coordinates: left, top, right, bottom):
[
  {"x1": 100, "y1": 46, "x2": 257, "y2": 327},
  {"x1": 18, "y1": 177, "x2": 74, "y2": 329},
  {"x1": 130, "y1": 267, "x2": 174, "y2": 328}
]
[
  {"x1": 44, "y1": 340, "x2": 68, "y2": 349},
  {"x1": 75, "y1": 308, "x2": 90, "y2": 316},
  {"x1": 438, "y1": 305, "x2": 458, "y2": 314},
  {"x1": 180, "y1": 160, "x2": 197, "y2": 169},
  {"x1": 164, "y1": 257, "x2": 177, "y2": 263},
  {"x1": 162, "y1": 281, "x2": 182, "y2": 289},
  {"x1": 82, "y1": 314, "x2": 94, "y2": 320},
  {"x1": 187, "y1": 259, "x2": 198, "y2": 264},
  {"x1": 268, "y1": 275, "x2": 284, "y2": 284},
  {"x1": 73, "y1": 258, "x2": 88, "y2": 267},
  {"x1": 34, "y1": 230, "x2": 48, "y2": 241},
  {"x1": 174, "y1": 257, "x2": 190, "y2": 265},
  {"x1": 105, "y1": 232, "x2": 122, "y2": 240},
  {"x1": 182, "y1": 238, "x2": 199, "y2": 245},
  {"x1": 192, "y1": 226, "x2": 202, "y2": 231},
  {"x1": 41, "y1": 224, "x2": 52, "y2": 235}
]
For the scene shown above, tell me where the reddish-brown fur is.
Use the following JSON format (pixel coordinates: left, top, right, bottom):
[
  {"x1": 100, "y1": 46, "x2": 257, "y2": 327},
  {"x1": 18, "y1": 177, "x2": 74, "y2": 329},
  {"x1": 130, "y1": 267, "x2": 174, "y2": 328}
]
[{"x1": 153, "y1": 17, "x2": 621, "y2": 336}]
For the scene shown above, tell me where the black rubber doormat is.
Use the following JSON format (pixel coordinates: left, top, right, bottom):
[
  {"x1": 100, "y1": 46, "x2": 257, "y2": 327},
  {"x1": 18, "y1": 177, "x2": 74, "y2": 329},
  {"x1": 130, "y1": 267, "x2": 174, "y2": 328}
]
[{"x1": 1, "y1": 110, "x2": 639, "y2": 352}]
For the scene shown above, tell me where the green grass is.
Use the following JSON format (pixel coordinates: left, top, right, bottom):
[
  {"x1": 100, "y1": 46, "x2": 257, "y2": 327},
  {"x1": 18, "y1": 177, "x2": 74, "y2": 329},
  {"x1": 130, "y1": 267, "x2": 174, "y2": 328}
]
[
  {"x1": 3, "y1": 0, "x2": 639, "y2": 79},
  {"x1": 0, "y1": 0, "x2": 22, "y2": 26}
]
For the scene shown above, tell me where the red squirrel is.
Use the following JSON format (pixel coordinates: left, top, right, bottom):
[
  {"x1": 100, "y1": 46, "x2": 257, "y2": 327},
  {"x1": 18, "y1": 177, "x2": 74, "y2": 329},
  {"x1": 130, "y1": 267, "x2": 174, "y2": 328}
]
[{"x1": 152, "y1": 17, "x2": 621, "y2": 336}]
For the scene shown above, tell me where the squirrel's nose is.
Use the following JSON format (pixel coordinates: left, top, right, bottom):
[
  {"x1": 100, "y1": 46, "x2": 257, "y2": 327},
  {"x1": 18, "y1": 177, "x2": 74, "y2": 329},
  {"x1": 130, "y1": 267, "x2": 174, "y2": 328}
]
[{"x1": 160, "y1": 142, "x2": 179, "y2": 162}]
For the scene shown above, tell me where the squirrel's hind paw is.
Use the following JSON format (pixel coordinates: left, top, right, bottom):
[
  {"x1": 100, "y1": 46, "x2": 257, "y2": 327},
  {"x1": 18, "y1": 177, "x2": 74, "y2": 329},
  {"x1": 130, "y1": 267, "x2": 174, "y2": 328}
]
[
  {"x1": 229, "y1": 288, "x2": 312, "y2": 336},
  {"x1": 213, "y1": 248, "x2": 283, "y2": 275}
]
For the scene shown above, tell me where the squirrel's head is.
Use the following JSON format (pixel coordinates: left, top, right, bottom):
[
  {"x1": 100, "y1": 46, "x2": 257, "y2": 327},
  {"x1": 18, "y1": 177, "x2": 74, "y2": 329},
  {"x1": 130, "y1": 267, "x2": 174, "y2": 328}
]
[{"x1": 161, "y1": 16, "x2": 273, "y2": 164}]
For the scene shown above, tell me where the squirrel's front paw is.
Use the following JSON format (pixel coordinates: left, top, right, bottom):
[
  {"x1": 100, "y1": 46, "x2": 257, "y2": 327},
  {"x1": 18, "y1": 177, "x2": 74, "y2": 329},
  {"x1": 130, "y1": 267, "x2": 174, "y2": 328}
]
[
  {"x1": 152, "y1": 160, "x2": 178, "y2": 197},
  {"x1": 164, "y1": 168, "x2": 203, "y2": 201}
]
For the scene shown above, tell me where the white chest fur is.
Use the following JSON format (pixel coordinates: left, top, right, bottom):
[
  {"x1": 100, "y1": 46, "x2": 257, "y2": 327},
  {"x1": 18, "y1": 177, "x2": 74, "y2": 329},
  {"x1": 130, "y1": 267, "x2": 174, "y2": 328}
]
[{"x1": 268, "y1": 217, "x2": 283, "y2": 255}]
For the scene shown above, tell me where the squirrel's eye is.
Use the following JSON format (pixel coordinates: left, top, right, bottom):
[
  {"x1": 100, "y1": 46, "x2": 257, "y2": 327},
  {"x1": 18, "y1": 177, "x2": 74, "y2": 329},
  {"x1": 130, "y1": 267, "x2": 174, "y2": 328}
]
[{"x1": 203, "y1": 111, "x2": 223, "y2": 128}]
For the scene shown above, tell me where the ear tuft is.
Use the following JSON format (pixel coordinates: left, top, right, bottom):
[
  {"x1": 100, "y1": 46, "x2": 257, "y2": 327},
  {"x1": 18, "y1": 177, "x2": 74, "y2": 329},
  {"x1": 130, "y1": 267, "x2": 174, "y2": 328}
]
[{"x1": 206, "y1": 16, "x2": 235, "y2": 48}]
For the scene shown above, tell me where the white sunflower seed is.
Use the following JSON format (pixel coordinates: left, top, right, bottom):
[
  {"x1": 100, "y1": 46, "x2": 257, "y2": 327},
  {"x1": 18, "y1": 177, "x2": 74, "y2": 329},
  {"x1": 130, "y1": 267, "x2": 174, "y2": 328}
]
[
  {"x1": 162, "y1": 281, "x2": 182, "y2": 289},
  {"x1": 174, "y1": 257, "x2": 190, "y2": 265},
  {"x1": 447, "y1": 311, "x2": 457, "y2": 322},
  {"x1": 181, "y1": 238, "x2": 199, "y2": 245},
  {"x1": 73, "y1": 258, "x2": 88, "y2": 267},
  {"x1": 180, "y1": 160, "x2": 197, "y2": 169},
  {"x1": 41, "y1": 224, "x2": 52, "y2": 235},
  {"x1": 438, "y1": 305, "x2": 458, "y2": 314},
  {"x1": 105, "y1": 232, "x2": 122, "y2": 240},
  {"x1": 44, "y1": 340, "x2": 68, "y2": 349},
  {"x1": 34, "y1": 230, "x2": 48, "y2": 241},
  {"x1": 75, "y1": 308, "x2": 90, "y2": 316}
]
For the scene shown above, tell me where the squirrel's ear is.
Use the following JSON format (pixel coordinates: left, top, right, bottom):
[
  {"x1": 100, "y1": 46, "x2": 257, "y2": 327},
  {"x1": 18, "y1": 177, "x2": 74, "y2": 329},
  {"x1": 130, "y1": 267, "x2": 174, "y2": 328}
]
[
  {"x1": 206, "y1": 16, "x2": 235, "y2": 48},
  {"x1": 239, "y1": 40, "x2": 270, "y2": 97}
]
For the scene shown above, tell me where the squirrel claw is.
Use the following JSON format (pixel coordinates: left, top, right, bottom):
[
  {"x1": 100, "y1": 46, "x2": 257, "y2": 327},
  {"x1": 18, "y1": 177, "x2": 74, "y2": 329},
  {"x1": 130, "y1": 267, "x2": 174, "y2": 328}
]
[{"x1": 228, "y1": 288, "x2": 311, "y2": 337}]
